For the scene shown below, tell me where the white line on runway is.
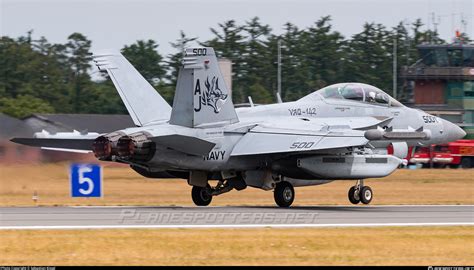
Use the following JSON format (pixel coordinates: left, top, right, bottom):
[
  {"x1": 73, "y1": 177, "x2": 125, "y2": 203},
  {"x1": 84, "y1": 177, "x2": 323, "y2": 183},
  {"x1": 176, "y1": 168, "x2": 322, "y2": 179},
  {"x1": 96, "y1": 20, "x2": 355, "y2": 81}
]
[{"x1": 1, "y1": 222, "x2": 473, "y2": 230}]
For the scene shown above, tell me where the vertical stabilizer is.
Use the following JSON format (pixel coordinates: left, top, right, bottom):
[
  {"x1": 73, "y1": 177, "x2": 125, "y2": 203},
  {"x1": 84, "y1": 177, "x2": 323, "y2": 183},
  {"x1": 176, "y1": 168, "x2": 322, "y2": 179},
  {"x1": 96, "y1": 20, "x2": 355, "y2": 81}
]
[
  {"x1": 93, "y1": 51, "x2": 171, "y2": 127},
  {"x1": 169, "y1": 48, "x2": 239, "y2": 128}
]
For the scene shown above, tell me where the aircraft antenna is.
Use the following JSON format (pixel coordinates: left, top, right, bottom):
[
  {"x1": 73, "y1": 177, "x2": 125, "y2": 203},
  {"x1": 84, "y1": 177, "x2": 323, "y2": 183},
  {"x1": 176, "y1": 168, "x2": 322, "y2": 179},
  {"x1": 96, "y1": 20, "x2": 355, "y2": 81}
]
[
  {"x1": 248, "y1": 96, "x2": 255, "y2": 107},
  {"x1": 277, "y1": 39, "x2": 282, "y2": 101},
  {"x1": 393, "y1": 35, "x2": 397, "y2": 99}
]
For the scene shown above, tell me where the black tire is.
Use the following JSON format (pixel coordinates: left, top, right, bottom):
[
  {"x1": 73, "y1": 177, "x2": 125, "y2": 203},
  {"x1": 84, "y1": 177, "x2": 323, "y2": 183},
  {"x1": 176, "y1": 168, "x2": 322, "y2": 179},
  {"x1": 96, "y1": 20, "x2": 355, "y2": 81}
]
[
  {"x1": 274, "y1": 182, "x2": 295, "y2": 207},
  {"x1": 191, "y1": 184, "x2": 212, "y2": 206},
  {"x1": 348, "y1": 186, "x2": 360, "y2": 204},
  {"x1": 461, "y1": 158, "x2": 473, "y2": 169},
  {"x1": 360, "y1": 186, "x2": 373, "y2": 205}
]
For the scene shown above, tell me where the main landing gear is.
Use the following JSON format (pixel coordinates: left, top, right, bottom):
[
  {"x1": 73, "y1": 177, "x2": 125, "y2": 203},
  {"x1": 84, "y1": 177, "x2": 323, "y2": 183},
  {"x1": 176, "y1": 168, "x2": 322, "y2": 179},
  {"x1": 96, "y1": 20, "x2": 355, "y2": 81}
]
[
  {"x1": 348, "y1": 179, "x2": 373, "y2": 205},
  {"x1": 191, "y1": 178, "x2": 247, "y2": 206},
  {"x1": 191, "y1": 180, "x2": 297, "y2": 208},
  {"x1": 273, "y1": 181, "x2": 295, "y2": 208},
  {"x1": 191, "y1": 184, "x2": 213, "y2": 206}
]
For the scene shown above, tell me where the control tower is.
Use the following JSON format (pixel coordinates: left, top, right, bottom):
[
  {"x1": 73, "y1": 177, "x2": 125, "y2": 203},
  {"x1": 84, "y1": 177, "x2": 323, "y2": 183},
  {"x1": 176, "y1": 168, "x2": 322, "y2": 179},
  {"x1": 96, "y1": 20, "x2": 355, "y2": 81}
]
[{"x1": 400, "y1": 43, "x2": 474, "y2": 138}]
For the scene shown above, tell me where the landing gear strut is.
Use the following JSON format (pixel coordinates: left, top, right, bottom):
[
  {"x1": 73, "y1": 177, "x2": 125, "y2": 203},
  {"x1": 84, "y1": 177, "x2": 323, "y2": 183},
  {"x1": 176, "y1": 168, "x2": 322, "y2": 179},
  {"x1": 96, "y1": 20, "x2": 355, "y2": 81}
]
[
  {"x1": 348, "y1": 179, "x2": 373, "y2": 205},
  {"x1": 191, "y1": 177, "x2": 247, "y2": 206},
  {"x1": 274, "y1": 181, "x2": 295, "y2": 207}
]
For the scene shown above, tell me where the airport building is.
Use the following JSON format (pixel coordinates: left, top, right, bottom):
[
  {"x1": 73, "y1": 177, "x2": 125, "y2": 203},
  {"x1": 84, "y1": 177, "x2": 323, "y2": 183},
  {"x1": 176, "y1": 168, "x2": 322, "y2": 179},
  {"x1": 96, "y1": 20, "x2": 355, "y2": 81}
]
[
  {"x1": 401, "y1": 42, "x2": 474, "y2": 138},
  {"x1": 218, "y1": 57, "x2": 232, "y2": 94}
]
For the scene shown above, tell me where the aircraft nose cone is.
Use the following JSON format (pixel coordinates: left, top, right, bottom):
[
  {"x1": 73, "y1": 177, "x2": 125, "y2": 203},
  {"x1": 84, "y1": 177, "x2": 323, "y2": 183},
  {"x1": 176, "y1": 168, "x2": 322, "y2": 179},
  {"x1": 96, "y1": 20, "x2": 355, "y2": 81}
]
[{"x1": 442, "y1": 119, "x2": 466, "y2": 142}]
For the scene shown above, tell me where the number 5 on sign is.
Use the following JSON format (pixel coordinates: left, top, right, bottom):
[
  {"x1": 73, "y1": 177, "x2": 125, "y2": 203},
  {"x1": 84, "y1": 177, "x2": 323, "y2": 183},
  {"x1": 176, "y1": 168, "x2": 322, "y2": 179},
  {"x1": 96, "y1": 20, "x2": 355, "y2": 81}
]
[{"x1": 70, "y1": 164, "x2": 102, "y2": 197}]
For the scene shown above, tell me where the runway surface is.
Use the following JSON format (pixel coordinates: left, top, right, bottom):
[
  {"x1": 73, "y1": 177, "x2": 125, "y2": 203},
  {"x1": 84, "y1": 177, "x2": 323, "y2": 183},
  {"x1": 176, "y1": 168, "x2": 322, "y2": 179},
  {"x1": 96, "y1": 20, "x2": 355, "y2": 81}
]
[{"x1": 1, "y1": 205, "x2": 473, "y2": 230}]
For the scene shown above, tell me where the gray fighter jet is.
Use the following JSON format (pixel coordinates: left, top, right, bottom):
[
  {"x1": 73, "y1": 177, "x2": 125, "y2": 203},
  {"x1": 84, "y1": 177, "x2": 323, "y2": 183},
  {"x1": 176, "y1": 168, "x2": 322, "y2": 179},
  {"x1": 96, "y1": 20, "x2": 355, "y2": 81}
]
[{"x1": 12, "y1": 47, "x2": 466, "y2": 207}]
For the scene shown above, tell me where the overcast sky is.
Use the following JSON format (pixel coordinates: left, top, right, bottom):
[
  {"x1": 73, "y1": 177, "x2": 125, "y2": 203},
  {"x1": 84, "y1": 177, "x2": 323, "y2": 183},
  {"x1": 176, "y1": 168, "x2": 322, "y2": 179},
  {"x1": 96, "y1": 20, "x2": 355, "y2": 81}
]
[{"x1": 1, "y1": 0, "x2": 473, "y2": 56}]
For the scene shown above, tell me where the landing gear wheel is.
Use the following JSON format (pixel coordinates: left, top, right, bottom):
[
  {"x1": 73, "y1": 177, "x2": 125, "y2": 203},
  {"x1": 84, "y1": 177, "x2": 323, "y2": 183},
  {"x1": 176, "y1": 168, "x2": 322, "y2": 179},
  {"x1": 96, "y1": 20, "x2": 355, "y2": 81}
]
[
  {"x1": 274, "y1": 181, "x2": 295, "y2": 207},
  {"x1": 360, "y1": 186, "x2": 373, "y2": 205},
  {"x1": 192, "y1": 184, "x2": 213, "y2": 206},
  {"x1": 348, "y1": 186, "x2": 360, "y2": 204}
]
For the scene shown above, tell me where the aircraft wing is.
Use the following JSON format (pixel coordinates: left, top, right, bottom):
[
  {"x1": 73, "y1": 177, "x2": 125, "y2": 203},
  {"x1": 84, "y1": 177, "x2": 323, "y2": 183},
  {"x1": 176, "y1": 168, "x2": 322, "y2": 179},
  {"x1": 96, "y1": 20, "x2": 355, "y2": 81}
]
[
  {"x1": 230, "y1": 125, "x2": 368, "y2": 156},
  {"x1": 11, "y1": 133, "x2": 216, "y2": 156},
  {"x1": 10, "y1": 138, "x2": 95, "y2": 153}
]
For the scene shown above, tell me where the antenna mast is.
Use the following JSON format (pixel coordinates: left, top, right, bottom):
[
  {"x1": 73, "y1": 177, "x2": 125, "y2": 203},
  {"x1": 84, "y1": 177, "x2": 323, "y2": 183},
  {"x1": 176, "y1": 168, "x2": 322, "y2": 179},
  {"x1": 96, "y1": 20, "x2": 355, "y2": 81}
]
[{"x1": 277, "y1": 39, "x2": 282, "y2": 100}]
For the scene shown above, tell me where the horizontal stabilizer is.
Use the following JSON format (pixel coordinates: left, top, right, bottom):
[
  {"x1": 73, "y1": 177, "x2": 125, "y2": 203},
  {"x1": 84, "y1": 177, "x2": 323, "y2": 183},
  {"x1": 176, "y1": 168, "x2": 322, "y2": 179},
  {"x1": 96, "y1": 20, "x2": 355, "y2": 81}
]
[{"x1": 152, "y1": 135, "x2": 216, "y2": 156}]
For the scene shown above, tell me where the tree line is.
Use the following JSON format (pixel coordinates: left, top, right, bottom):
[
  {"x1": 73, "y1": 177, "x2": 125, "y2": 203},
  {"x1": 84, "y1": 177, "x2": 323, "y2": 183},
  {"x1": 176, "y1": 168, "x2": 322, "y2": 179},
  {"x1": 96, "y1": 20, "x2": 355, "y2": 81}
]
[{"x1": 1, "y1": 16, "x2": 464, "y2": 118}]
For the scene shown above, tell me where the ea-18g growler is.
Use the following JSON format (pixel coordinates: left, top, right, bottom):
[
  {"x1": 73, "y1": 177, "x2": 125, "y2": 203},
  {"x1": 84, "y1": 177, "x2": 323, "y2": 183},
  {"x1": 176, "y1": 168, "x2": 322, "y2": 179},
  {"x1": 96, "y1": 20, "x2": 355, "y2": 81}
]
[{"x1": 12, "y1": 47, "x2": 466, "y2": 207}]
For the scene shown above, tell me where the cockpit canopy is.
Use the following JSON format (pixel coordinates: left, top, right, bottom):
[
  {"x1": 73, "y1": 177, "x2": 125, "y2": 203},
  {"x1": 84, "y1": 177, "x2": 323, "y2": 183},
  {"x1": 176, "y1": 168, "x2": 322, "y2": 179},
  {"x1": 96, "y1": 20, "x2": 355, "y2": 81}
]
[{"x1": 315, "y1": 83, "x2": 403, "y2": 107}]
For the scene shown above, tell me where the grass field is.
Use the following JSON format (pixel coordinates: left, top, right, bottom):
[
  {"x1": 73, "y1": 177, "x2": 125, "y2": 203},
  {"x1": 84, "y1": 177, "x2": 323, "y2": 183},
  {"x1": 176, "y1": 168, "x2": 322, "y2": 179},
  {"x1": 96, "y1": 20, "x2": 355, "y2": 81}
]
[
  {"x1": 1, "y1": 226, "x2": 473, "y2": 265},
  {"x1": 1, "y1": 163, "x2": 473, "y2": 206}
]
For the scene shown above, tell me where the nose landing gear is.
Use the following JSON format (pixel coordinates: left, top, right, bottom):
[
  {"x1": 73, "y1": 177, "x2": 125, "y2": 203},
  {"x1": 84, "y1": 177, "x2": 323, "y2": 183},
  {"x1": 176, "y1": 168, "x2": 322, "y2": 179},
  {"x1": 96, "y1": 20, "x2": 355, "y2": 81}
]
[
  {"x1": 348, "y1": 179, "x2": 373, "y2": 205},
  {"x1": 274, "y1": 181, "x2": 295, "y2": 207}
]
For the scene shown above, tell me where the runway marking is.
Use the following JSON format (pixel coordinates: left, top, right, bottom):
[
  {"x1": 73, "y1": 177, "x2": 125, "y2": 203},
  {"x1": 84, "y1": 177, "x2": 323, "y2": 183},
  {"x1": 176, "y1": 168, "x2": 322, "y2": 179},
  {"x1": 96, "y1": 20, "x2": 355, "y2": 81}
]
[{"x1": 1, "y1": 222, "x2": 473, "y2": 230}]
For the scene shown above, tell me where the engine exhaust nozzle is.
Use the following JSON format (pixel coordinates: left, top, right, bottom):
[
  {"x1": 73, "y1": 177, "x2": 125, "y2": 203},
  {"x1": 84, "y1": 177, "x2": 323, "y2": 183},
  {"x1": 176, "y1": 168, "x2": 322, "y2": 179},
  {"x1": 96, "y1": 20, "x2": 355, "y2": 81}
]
[
  {"x1": 116, "y1": 132, "x2": 155, "y2": 162},
  {"x1": 91, "y1": 131, "x2": 125, "y2": 160}
]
